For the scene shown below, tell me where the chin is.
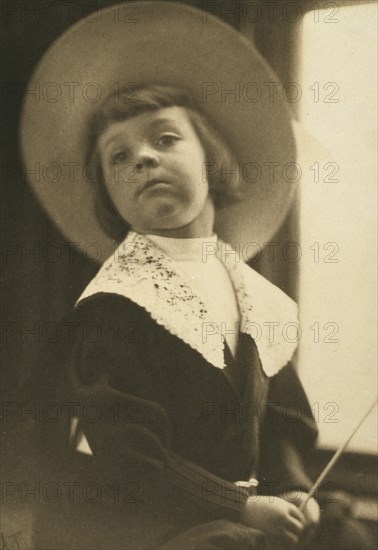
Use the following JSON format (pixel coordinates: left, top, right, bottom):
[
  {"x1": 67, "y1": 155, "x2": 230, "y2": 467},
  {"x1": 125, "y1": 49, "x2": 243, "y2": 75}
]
[
  {"x1": 147, "y1": 202, "x2": 197, "y2": 228},
  {"x1": 147, "y1": 218, "x2": 193, "y2": 231}
]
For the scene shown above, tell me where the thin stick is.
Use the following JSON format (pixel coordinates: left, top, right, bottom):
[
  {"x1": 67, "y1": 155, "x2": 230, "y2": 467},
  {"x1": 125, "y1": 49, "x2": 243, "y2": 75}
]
[{"x1": 300, "y1": 397, "x2": 378, "y2": 511}]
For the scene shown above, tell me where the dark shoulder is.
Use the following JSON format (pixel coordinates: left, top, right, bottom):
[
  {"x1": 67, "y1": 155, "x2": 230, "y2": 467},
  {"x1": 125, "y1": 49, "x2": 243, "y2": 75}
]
[
  {"x1": 62, "y1": 293, "x2": 153, "y2": 361},
  {"x1": 71, "y1": 292, "x2": 148, "y2": 324},
  {"x1": 67, "y1": 293, "x2": 181, "y2": 354},
  {"x1": 37, "y1": 292, "x2": 150, "y2": 367},
  {"x1": 59, "y1": 292, "x2": 162, "y2": 348}
]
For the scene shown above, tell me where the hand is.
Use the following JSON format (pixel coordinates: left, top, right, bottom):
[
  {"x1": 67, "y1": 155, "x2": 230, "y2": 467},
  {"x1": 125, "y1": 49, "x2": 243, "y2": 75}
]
[
  {"x1": 240, "y1": 495, "x2": 306, "y2": 548},
  {"x1": 279, "y1": 491, "x2": 320, "y2": 545}
]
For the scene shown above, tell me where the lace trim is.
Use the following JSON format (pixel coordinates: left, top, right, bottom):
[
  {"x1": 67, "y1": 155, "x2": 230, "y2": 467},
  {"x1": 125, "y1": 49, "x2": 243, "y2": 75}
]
[{"x1": 77, "y1": 231, "x2": 298, "y2": 377}]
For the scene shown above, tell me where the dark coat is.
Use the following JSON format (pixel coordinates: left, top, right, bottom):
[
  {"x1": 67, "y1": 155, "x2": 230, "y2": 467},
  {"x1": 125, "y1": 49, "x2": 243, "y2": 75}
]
[{"x1": 29, "y1": 291, "x2": 318, "y2": 550}]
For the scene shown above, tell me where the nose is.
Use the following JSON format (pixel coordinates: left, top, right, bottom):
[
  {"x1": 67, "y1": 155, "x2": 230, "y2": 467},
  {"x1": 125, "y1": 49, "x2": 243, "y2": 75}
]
[{"x1": 135, "y1": 145, "x2": 160, "y2": 171}]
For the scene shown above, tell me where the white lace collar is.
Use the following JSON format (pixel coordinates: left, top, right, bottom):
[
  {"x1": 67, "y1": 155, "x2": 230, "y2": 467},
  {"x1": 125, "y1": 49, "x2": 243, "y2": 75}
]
[
  {"x1": 77, "y1": 231, "x2": 299, "y2": 377},
  {"x1": 146, "y1": 233, "x2": 218, "y2": 261}
]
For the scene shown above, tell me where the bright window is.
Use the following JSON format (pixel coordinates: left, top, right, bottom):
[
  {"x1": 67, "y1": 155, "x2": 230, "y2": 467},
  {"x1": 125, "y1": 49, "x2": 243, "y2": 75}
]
[{"x1": 297, "y1": 2, "x2": 377, "y2": 453}]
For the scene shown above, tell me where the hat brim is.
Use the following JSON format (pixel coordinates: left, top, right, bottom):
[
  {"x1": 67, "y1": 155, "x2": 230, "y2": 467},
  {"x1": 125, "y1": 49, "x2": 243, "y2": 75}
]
[{"x1": 20, "y1": 0, "x2": 297, "y2": 262}]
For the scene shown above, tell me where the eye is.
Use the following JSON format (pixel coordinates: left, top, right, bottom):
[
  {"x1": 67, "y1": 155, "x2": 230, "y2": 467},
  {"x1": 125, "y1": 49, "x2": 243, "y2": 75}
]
[
  {"x1": 110, "y1": 150, "x2": 128, "y2": 165},
  {"x1": 157, "y1": 133, "x2": 180, "y2": 147}
]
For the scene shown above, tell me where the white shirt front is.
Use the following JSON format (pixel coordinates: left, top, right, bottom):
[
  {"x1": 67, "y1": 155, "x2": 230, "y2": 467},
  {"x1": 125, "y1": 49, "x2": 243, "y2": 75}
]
[{"x1": 146, "y1": 233, "x2": 241, "y2": 357}]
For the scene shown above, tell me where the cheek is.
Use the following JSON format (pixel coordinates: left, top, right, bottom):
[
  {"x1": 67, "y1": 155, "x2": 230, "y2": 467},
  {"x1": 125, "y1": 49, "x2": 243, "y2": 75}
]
[
  {"x1": 114, "y1": 187, "x2": 136, "y2": 214},
  {"x1": 192, "y1": 149, "x2": 208, "y2": 184},
  {"x1": 103, "y1": 173, "x2": 133, "y2": 213},
  {"x1": 176, "y1": 152, "x2": 208, "y2": 186}
]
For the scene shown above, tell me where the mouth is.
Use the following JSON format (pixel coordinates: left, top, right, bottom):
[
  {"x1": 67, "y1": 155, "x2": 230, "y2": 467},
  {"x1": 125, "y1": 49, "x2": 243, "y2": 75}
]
[{"x1": 142, "y1": 179, "x2": 171, "y2": 192}]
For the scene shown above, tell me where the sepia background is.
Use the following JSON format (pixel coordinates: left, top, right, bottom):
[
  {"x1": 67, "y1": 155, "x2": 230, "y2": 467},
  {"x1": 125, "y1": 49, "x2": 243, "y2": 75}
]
[{"x1": 1, "y1": 0, "x2": 377, "y2": 546}]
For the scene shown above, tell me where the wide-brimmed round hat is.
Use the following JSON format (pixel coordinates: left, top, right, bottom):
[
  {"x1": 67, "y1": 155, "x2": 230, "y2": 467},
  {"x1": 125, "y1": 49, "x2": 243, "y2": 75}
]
[{"x1": 20, "y1": 0, "x2": 297, "y2": 262}]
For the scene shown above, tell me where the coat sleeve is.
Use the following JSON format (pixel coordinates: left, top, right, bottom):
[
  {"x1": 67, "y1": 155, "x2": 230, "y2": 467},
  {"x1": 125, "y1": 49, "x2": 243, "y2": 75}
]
[
  {"x1": 258, "y1": 361, "x2": 318, "y2": 497},
  {"x1": 31, "y1": 293, "x2": 264, "y2": 548}
]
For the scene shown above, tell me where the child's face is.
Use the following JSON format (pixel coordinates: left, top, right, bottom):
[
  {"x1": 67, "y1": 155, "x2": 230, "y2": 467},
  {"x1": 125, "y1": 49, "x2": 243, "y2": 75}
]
[{"x1": 98, "y1": 106, "x2": 212, "y2": 235}]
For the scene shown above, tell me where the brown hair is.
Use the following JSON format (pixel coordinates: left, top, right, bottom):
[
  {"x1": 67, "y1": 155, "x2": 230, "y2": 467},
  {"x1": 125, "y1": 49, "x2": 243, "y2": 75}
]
[{"x1": 86, "y1": 83, "x2": 242, "y2": 241}]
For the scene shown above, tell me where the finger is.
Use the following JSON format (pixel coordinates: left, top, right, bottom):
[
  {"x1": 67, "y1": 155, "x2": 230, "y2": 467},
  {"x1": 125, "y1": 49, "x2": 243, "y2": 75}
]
[
  {"x1": 302, "y1": 511, "x2": 319, "y2": 529},
  {"x1": 288, "y1": 504, "x2": 306, "y2": 524},
  {"x1": 282, "y1": 529, "x2": 300, "y2": 547},
  {"x1": 305, "y1": 500, "x2": 321, "y2": 524},
  {"x1": 286, "y1": 516, "x2": 305, "y2": 536},
  {"x1": 303, "y1": 515, "x2": 318, "y2": 528}
]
